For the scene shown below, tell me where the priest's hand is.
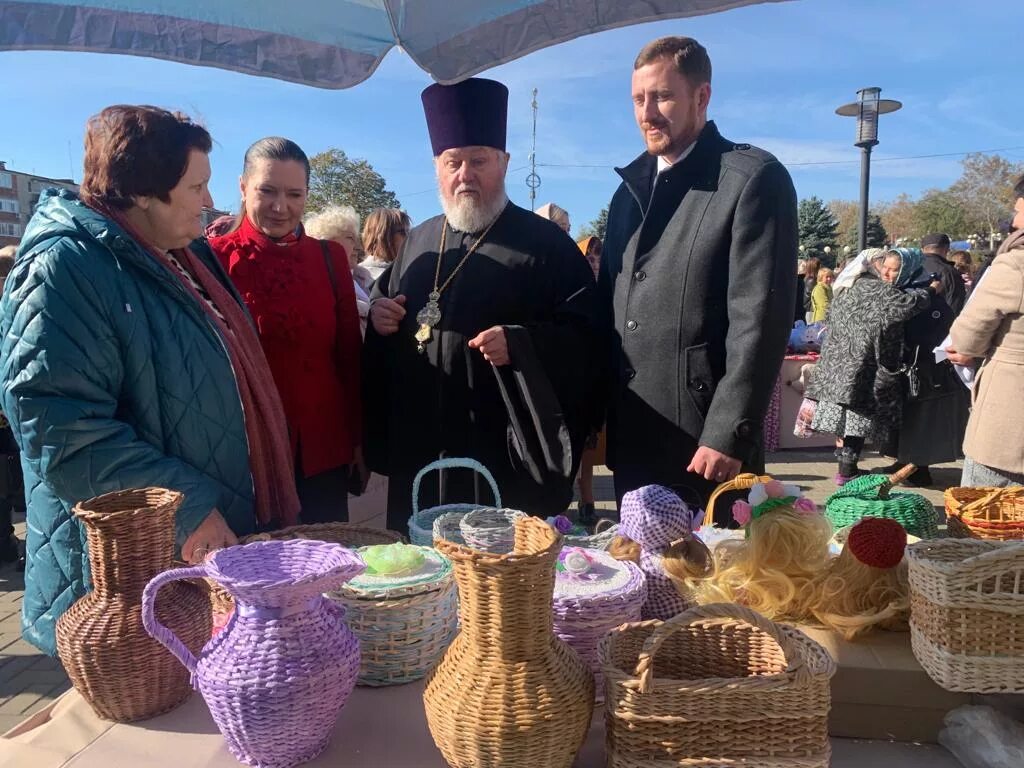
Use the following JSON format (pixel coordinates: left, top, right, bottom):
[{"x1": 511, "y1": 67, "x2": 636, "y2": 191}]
[
  {"x1": 687, "y1": 446, "x2": 742, "y2": 483},
  {"x1": 182, "y1": 508, "x2": 238, "y2": 564},
  {"x1": 469, "y1": 326, "x2": 510, "y2": 366},
  {"x1": 370, "y1": 294, "x2": 407, "y2": 336}
]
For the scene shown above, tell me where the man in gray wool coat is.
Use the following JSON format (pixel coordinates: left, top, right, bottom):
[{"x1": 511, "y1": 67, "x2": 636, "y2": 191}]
[{"x1": 598, "y1": 36, "x2": 798, "y2": 518}]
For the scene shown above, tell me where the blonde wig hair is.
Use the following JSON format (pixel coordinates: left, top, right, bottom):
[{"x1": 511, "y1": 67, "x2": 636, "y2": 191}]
[
  {"x1": 809, "y1": 518, "x2": 910, "y2": 639},
  {"x1": 304, "y1": 204, "x2": 360, "y2": 244},
  {"x1": 362, "y1": 207, "x2": 411, "y2": 265},
  {"x1": 696, "y1": 477, "x2": 833, "y2": 622}
]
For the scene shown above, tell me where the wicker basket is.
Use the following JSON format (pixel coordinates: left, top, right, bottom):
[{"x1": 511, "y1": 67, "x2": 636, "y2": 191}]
[
  {"x1": 945, "y1": 486, "x2": 1024, "y2": 540},
  {"x1": 459, "y1": 507, "x2": 527, "y2": 552},
  {"x1": 825, "y1": 473, "x2": 938, "y2": 539},
  {"x1": 705, "y1": 473, "x2": 773, "y2": 523},
  {"x1": 564, "y1": 518, "x2": 620, "y2": 550},
  {"x1": 907, "y1": 538, "x2": 1024, "y2": 693},
  {"x1": 408, "y1": 458, "x2": 502, "y2": 546},
  {"x1": 330, "y1": 545, "x2": 458, "y2": 687},
  {"x1": 600, "y1": 603, "x2": 835, "y2": 768},
  {"x1": 56, "y1": 489, "x2": 211, "y2": 722},
  {"x1": 424, "y1": 515, "x2": 594, "y2": 768}
]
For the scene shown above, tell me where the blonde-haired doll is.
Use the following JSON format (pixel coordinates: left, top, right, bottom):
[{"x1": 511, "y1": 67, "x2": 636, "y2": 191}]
[
  {"x1": 608, "y1": 485, "x2": 712, "y2": 620},
  {"x1": 697, "y1": 479, "x2": 832, "y2": 622},
  {"x1": 810, "y1": 516, "x2": 910, "y2": 639}
]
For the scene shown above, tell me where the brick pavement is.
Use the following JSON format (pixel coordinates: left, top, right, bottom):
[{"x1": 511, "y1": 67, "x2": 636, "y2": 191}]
[{"x1": 0, "y1": 447, "x2": 959, "y2": 735}]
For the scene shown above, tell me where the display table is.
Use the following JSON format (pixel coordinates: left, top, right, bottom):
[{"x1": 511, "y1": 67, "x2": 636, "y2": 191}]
[{"x1": 1, "y1": 678, "x2": 961, "y2": 767}]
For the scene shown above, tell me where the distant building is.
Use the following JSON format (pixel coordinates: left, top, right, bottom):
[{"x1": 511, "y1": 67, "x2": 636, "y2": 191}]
[
  {"x1": 202, "y1": 207, "x2": 233, "y2": 228},
  {"x1": 0, "y1": 160, "x2": 79, "y2": 248}
]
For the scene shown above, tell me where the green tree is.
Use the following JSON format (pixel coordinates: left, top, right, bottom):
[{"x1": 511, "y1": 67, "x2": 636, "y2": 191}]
[
  {"x1": 844, "y1": 212, "x2": 888, "y2": 250},
  {"x1": 798, "y1": 196, "x2": 838, "y2": 261},
  {"x1": 912, "y1": 189, "x2": 971, "y2": 239},
  {"x1": 577, "y1": 206, "x2": 608, "y2": 241},
  {"x1": 949, "y1": 153, "x2": 1024, "y2": 237},
  {"x1": 307, "y1": 148, "x2": 400, "y2": 219}
]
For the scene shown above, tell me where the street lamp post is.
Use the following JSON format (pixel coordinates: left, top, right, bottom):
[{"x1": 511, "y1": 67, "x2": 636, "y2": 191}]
[{"x1": 836, "y1": 88, "x2": 902, "y2": 252}]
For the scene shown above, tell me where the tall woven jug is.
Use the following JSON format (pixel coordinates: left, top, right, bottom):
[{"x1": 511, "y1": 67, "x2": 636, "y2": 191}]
[
  {"x1": 55, "y1": 488, "x2": 211, "y2": 722},
  {"x1": 144, "y1": 539, "x2": 366, "y2": 768},
  {"x1": 424, "y1": 515, "x2": 595, "y2": 767}
]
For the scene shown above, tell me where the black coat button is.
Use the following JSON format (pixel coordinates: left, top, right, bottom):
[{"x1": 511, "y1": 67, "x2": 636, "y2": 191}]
[
  {"x1": 625, "y1": 367, "x2": 636, "y2": 380},
  {"x1": 634, "y1": 271, "x2": 646, "y2": 281},
  {"x1": 626, "y1": 320, "x2": 638, "y2": 331},
  {"x1": 690, "y1": 380, "x2": 708, "y2": 392}
]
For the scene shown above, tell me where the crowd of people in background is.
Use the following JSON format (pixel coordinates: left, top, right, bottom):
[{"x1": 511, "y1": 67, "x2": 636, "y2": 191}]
[{"x1": 0, "y1": 33, "x2": 1021, "y2": 660}]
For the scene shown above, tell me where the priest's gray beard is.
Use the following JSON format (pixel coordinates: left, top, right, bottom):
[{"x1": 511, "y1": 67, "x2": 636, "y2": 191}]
[{"x1": 439, "y1": 187, "x2": 509, "y2": 234}]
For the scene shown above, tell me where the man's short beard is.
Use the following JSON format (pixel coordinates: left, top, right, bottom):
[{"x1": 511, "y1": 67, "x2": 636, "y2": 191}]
[{"x1": 439, "y1": 186, "x2": 509, "y2": 233}]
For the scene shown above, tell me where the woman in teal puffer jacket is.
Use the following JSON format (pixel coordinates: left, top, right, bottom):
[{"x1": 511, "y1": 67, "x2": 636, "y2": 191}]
[{"x1": 0, "y1": 106, "x2": 300, "y2": 654}]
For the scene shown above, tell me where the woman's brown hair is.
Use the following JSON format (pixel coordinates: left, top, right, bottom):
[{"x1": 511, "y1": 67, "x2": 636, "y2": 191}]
[
  {"x1": 80, "y1": 105, "x2": 212, "y2": 210},
  {"x1": 362, "y1": 208, "x2": 411, "y2": 265}
]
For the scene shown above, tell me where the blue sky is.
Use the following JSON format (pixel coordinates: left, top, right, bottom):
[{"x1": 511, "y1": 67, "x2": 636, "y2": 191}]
[{"x1": 1, "y1": 0, "x2": 1022, "y2": 236}]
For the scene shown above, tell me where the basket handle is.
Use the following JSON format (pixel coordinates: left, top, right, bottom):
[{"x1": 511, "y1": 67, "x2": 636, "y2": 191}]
[
  {"x1": 877, "y1": 464, "x2": 917, "y2": 498},
  {"x1": 142, "y1": 564, "x2": 209, "y2": 678},
  {"x1": 594, "y1": 517, "x2": 617, "y2": 534},
  {"x1": 704, "y1": 473, "x2": 774, "y2": 524},
  {"x1": 960, "y1": 487, "x2": 1024, "y2": 516},
  {"x1": 411, "y1": 458, "x2": 502, "y2": 516},
  {"x1": 634, "y1": 603, "x2": 808, "y2": 695}
]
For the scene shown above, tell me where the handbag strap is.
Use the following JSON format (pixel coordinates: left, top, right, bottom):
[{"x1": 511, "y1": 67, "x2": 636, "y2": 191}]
[{"x1": 320, "y1": 239, "x2": 339, "y2": 305}]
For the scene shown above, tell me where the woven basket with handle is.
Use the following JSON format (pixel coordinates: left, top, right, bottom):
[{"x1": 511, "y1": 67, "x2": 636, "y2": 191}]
[
  {"x1": 407, "y1": 458, "x2": 502, "y2": 546},
  {"x1": 599, "y1": 602, "x2": 835, "y2": 768},
  {"x1": 824, "y1": 465, "x2": 938, "y2": 539},
  {"x1": 907, "y1": 538, "x2": 1024, "y2": 693},
  {"x1": 944, "y1": 486, "x2": 1024, "y2": 540}
]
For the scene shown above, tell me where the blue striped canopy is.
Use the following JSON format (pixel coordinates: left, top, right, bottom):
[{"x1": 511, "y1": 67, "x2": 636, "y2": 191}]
[{"x1": 0, "y1": 0, "x2": 786, "y2": 88}]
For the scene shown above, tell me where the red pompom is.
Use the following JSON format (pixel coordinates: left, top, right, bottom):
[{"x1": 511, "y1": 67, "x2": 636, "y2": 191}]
[{"x1": 846, "y1": 517, "x2": 907, "y2": 569}]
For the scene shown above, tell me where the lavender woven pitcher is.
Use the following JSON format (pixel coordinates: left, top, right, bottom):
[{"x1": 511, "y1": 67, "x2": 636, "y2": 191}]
[{"x1": 143, "y1": 539, "x2": 365, "y2": 768}]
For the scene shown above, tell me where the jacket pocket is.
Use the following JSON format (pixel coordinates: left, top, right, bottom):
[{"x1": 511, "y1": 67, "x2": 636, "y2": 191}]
[{"x1": 682, "y1": 343, "x2": 715, "y2": 422}]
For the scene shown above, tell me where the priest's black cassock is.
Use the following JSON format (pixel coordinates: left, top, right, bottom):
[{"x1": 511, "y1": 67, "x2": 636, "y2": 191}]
[{"x1": 363, "y1": 202, "x2": 600, "y2": 531}]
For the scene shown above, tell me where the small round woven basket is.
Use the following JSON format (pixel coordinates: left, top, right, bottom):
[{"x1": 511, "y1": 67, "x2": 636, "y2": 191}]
[
  {"x1": 407, "y1": 458, "x2": 502, "y2": 546},
  {"x1": 600, "y1": 603, "x2": 835, "y2": 768},
  {"x1": 330, "y1": 545, "x2": 458, "y2": 686},
  {"x1": 459, "y1": 508, "x2": 528, "y2": 553},
  {"x1": 553, "y1": 548, "x2": 646, "y2": 694},
  {"x1": 825, "y1": 474, "x2": 938, "y2": 539},
  {"x1": 944, "y1": 486, "x2": 1024, "y2": 540},
  {"x1": 564, "y1": 518, "x2": 620, "y2": 550}
]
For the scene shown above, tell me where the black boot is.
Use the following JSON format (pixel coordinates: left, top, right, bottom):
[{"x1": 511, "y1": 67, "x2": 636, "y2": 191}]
[
  {"x1": 835, "y1": 447, "x2": 860, "y2": 487},
  {"x1": 577, "y1": 502, "x2": 596, "y2": 526}
]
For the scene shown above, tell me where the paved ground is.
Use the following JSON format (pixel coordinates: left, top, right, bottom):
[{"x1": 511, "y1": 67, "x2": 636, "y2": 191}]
[{"x1": 0, "y1": 447, "x2": 961, "y2": 740}]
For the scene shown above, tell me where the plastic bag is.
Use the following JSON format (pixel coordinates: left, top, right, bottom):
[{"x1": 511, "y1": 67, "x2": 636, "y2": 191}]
[{"x1": 938, "y1": 705, "x2": 1024, "y2": 768}]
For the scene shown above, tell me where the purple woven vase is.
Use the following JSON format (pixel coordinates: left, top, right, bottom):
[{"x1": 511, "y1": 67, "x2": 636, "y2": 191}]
[{"x1": 143, "y1": 539, "x2": 365, "y2": 768}]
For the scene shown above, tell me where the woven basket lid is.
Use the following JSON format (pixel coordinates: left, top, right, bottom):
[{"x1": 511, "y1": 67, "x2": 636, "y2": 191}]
[
  {"x1": 553, "y1": 548, "x2": 644, "y2": 603},
  {"x1": 334, "y1": 545, "x2": 452, "y2": 599}
]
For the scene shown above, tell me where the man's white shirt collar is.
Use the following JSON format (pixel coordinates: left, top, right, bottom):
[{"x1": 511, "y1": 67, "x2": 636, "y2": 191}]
[{"x1": 656, "y1": 141, "x2": 697, "y2": 177}]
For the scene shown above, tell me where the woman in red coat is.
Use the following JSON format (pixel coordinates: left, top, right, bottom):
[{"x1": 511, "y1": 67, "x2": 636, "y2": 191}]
[{"x1": 211, "y1": 137, "x2": 364, "y2": 523}]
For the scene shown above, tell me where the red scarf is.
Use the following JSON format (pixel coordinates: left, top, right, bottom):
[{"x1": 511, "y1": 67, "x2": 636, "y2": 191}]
[{"x1": 92, "y1": 202, "x2": 301, "y2": 527}]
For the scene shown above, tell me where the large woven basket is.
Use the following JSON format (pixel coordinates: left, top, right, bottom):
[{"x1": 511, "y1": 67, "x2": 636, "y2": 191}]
[
  {"x1": 825, "y1": 473, "x2": 937, "y2": 539},
  {"x1": 408, "y1": 458, "x2": 502, "y2": 546},
  {"x1": 600, "y1": 603, "x2": 835, "y2": 768},
  {"x1": 907, "y1": 538, "x2": 1024, "y2": 693},
  {"x1": 944, "y1": 486, "x2": 1024, "y2": 540},
  {"x1": 330, "y1": 545, "x2": 458, "y2": 687}
]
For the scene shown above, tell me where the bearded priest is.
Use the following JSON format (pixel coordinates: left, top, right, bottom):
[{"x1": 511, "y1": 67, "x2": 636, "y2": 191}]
[{"x1": 363, "y1": 78, "x2": 601, "y2": 532}]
